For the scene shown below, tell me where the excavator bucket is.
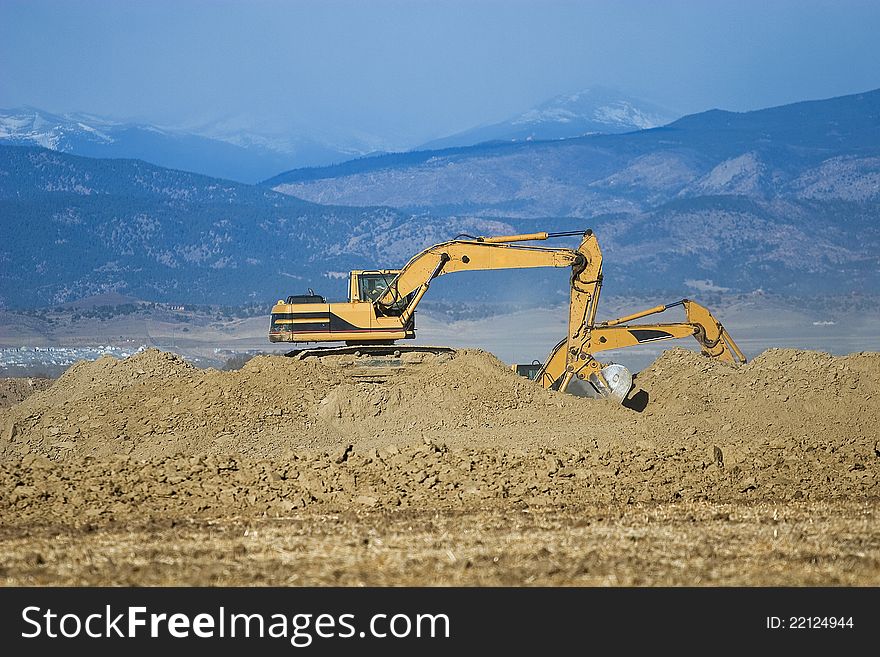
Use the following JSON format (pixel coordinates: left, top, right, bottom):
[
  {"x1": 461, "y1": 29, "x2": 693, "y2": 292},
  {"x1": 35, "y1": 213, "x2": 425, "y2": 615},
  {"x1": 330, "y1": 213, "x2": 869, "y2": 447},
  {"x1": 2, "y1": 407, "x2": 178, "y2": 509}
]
[{"x1": 564, "y1": 363, "x2": 633, "y2": 404}]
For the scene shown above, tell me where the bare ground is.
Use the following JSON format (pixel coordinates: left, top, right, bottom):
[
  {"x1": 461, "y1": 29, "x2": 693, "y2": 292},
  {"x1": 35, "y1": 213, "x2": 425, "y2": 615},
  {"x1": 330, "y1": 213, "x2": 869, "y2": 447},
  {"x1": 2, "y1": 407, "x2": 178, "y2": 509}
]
[
  {"x1": 1, "y1": 347, "x2": 878, "y2": 586},
  {"x1": 2, "y1": 502, "x2": 876, "y2": 586}
]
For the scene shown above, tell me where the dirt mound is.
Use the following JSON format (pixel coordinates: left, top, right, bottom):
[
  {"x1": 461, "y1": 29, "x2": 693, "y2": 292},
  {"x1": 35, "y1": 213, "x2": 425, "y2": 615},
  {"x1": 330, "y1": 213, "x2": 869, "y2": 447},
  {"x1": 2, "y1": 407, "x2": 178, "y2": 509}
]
[
  {"x1": 0, "y1": 377, "x2": 53, "y2": 410},
  {"x1": 632, "y1": 347, "x2": 879, "y2": 451},
  {"x1": 0, "y1": 347, "x2": 602, "y2": 461},
  {"x1": 0, "y1": 346, "x2": 877, "y2": 518}
]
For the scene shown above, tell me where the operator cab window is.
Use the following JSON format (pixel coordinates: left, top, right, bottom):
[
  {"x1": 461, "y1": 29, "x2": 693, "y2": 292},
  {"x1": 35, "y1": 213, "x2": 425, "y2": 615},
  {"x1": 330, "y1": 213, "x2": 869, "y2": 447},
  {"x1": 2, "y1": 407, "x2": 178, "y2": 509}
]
[
  {"x1": 358, "y1": 273, "x2": 395, "y2": 303},
  {"x1": 358, "y1": 273, "x2": 415, "y2": 313}
]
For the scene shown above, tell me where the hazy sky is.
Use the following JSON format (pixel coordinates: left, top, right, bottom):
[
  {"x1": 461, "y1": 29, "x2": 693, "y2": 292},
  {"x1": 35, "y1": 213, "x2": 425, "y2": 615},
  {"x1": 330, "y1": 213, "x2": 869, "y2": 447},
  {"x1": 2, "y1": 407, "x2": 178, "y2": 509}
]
[{"x1": 2, "y1": 0, "x2": 879, "y2": 146}]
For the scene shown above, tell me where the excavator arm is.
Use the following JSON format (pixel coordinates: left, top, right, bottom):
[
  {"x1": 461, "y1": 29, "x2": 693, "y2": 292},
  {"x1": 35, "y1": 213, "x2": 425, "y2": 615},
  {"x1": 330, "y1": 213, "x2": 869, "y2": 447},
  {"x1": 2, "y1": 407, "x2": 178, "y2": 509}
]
[
  {"x1": 518, "y1": 230, "x2": 746, "y2": 402},
  {"x1": 537, "y1": 297, "x2": 747, "y2": 402},
  {"x1": 591, "y1": 299, "x2": 746, "y2": 361}
]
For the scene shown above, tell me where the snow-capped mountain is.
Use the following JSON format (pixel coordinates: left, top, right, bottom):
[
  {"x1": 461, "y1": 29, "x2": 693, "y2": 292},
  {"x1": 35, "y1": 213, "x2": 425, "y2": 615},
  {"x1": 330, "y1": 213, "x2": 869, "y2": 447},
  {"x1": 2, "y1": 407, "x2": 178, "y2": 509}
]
[
  {"x1": 270, "y1": 88, "x2": 880, "y2": 215},
  {"x1": 0, "y1": 107, "x2": 373, "y2": 183},
  {"x1": 0, "y1": 107, "x2": 117, "y2": 151},
  {"x1": 420, "y1": 86, "x2": 679, "y2": 149}
]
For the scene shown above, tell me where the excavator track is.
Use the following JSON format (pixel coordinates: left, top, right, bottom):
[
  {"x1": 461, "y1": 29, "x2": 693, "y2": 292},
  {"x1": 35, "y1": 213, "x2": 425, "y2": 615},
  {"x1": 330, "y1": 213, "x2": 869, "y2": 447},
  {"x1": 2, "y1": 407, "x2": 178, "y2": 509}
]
[
  {"x1": 285, "y1": 345, "x2": 456, "y2": 384},
  {"x1": 284, "y1": 344, "x2": 455, "y2": 360}
]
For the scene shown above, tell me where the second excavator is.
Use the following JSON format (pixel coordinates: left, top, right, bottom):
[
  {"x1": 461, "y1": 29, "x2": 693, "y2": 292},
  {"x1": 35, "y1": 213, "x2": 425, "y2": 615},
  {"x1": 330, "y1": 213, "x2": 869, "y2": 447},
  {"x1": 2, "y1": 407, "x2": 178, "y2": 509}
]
[{"x1": 269, "y1": 229, "x2": 746, "y2": 402}]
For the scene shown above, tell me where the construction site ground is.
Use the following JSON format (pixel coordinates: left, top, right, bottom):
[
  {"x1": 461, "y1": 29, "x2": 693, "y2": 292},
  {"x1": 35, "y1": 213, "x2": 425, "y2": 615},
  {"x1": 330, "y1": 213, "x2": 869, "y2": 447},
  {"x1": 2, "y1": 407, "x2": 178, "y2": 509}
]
[{"x1": 1, "y1": 347, "x2": 878, "y2": 586}]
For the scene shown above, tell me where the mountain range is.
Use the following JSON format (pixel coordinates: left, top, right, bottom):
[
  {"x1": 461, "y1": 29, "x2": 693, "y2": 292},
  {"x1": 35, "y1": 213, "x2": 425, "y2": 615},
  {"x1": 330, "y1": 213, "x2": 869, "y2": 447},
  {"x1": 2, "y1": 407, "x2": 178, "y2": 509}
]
[
  {"x1": 261, "y1": 89, "x2": 880, "y2": 298},
  {"x1": 2, "y1": 88, "x2": 878, "y2": 311},
  {"x1": 0, "y1": 87, "x2": 675, "y2": 184},
  {"x1": 266, "y1": 89, "x2": 880, "y2": 215},
  {"x1": 0, "y1": 145, "x2": 516, "y2": 309}
]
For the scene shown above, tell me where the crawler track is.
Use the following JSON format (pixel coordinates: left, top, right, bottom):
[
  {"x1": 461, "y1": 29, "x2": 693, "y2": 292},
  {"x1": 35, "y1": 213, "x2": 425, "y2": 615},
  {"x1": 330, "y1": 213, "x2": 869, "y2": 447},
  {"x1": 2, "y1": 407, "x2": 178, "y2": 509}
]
[{"x1": 284, "y1": 344, "x2": 455, "y2": 360}]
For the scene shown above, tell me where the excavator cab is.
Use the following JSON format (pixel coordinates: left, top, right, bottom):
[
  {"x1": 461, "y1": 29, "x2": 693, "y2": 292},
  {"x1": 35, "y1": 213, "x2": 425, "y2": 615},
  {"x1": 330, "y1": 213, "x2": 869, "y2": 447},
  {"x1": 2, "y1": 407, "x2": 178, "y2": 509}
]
[
  {"x1": 351, "y1": 270, "x2": 416, "y2": 314},
  {"x1": 511, "y1": 361, "x2": 543, "y2": 381},
  {"x1": 355, "y1": 272, "x2": 396, "y2": 303}
]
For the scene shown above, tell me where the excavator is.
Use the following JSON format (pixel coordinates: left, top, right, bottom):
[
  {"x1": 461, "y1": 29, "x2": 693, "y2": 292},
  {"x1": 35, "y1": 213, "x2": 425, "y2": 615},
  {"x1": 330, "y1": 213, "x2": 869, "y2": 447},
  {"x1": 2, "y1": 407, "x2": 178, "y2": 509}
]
[{"x1": 269, "y1": 229, "x2": 746, "y2": 402}]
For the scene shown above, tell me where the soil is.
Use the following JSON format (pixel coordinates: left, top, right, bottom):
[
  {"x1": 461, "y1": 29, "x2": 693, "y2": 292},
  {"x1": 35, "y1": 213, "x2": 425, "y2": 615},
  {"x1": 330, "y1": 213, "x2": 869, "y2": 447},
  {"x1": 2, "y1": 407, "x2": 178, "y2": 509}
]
[
  {"x1": 0, "y1": 347, "x2": 878, "y2": 585},
  {"x1": 0, "y1": 377, "x2": 53, "y2": 410}
]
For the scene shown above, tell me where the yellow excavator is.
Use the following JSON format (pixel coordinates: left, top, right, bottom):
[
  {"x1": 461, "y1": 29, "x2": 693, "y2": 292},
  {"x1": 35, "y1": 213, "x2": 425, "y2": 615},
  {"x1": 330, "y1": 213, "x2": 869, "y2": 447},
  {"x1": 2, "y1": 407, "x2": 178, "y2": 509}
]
[{"x1": 269, "y1": 229, "x2": 746, "y2": 402}]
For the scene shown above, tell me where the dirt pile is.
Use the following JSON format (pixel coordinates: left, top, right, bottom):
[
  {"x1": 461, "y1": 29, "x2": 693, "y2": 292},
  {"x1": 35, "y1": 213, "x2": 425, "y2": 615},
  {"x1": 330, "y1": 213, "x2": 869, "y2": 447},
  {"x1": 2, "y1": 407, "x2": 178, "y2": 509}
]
[
  {"x1": 0, "y1": 347, "x2": 877, "y2": 520},
  {"x1": 0, "y1": 348, "x2": 609, "y2": 460},
  {"x1": 0, "y1": 377, "x2": 52, "y2": 410},
  {"x1": 632, "y1": 347, "x2": 879, "y2": 444}
]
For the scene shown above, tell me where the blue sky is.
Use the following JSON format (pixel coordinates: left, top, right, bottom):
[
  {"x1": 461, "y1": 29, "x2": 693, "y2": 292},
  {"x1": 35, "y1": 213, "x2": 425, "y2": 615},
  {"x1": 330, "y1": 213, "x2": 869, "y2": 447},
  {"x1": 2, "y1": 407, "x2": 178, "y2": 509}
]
[{"x1": 2, "y1": 0, "x2": 879, "y2": 145}]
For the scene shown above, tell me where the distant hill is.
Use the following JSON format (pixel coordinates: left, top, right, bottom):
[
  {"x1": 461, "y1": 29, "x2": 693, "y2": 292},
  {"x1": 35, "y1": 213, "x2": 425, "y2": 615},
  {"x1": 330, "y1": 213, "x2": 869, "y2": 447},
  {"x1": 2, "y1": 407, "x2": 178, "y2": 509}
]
[
  {"x1": 0, "y1": 145, "x2": 516, "y2": 309},
  {"x1": 58, "y1": 291, "x2": 144, "y2": 310},
  {"x1": 0, "y1": 107, "x2": 360, "y2": 183},
  {"x1": 421, "y1": 86, "x2": 678, "y2": 149}
]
